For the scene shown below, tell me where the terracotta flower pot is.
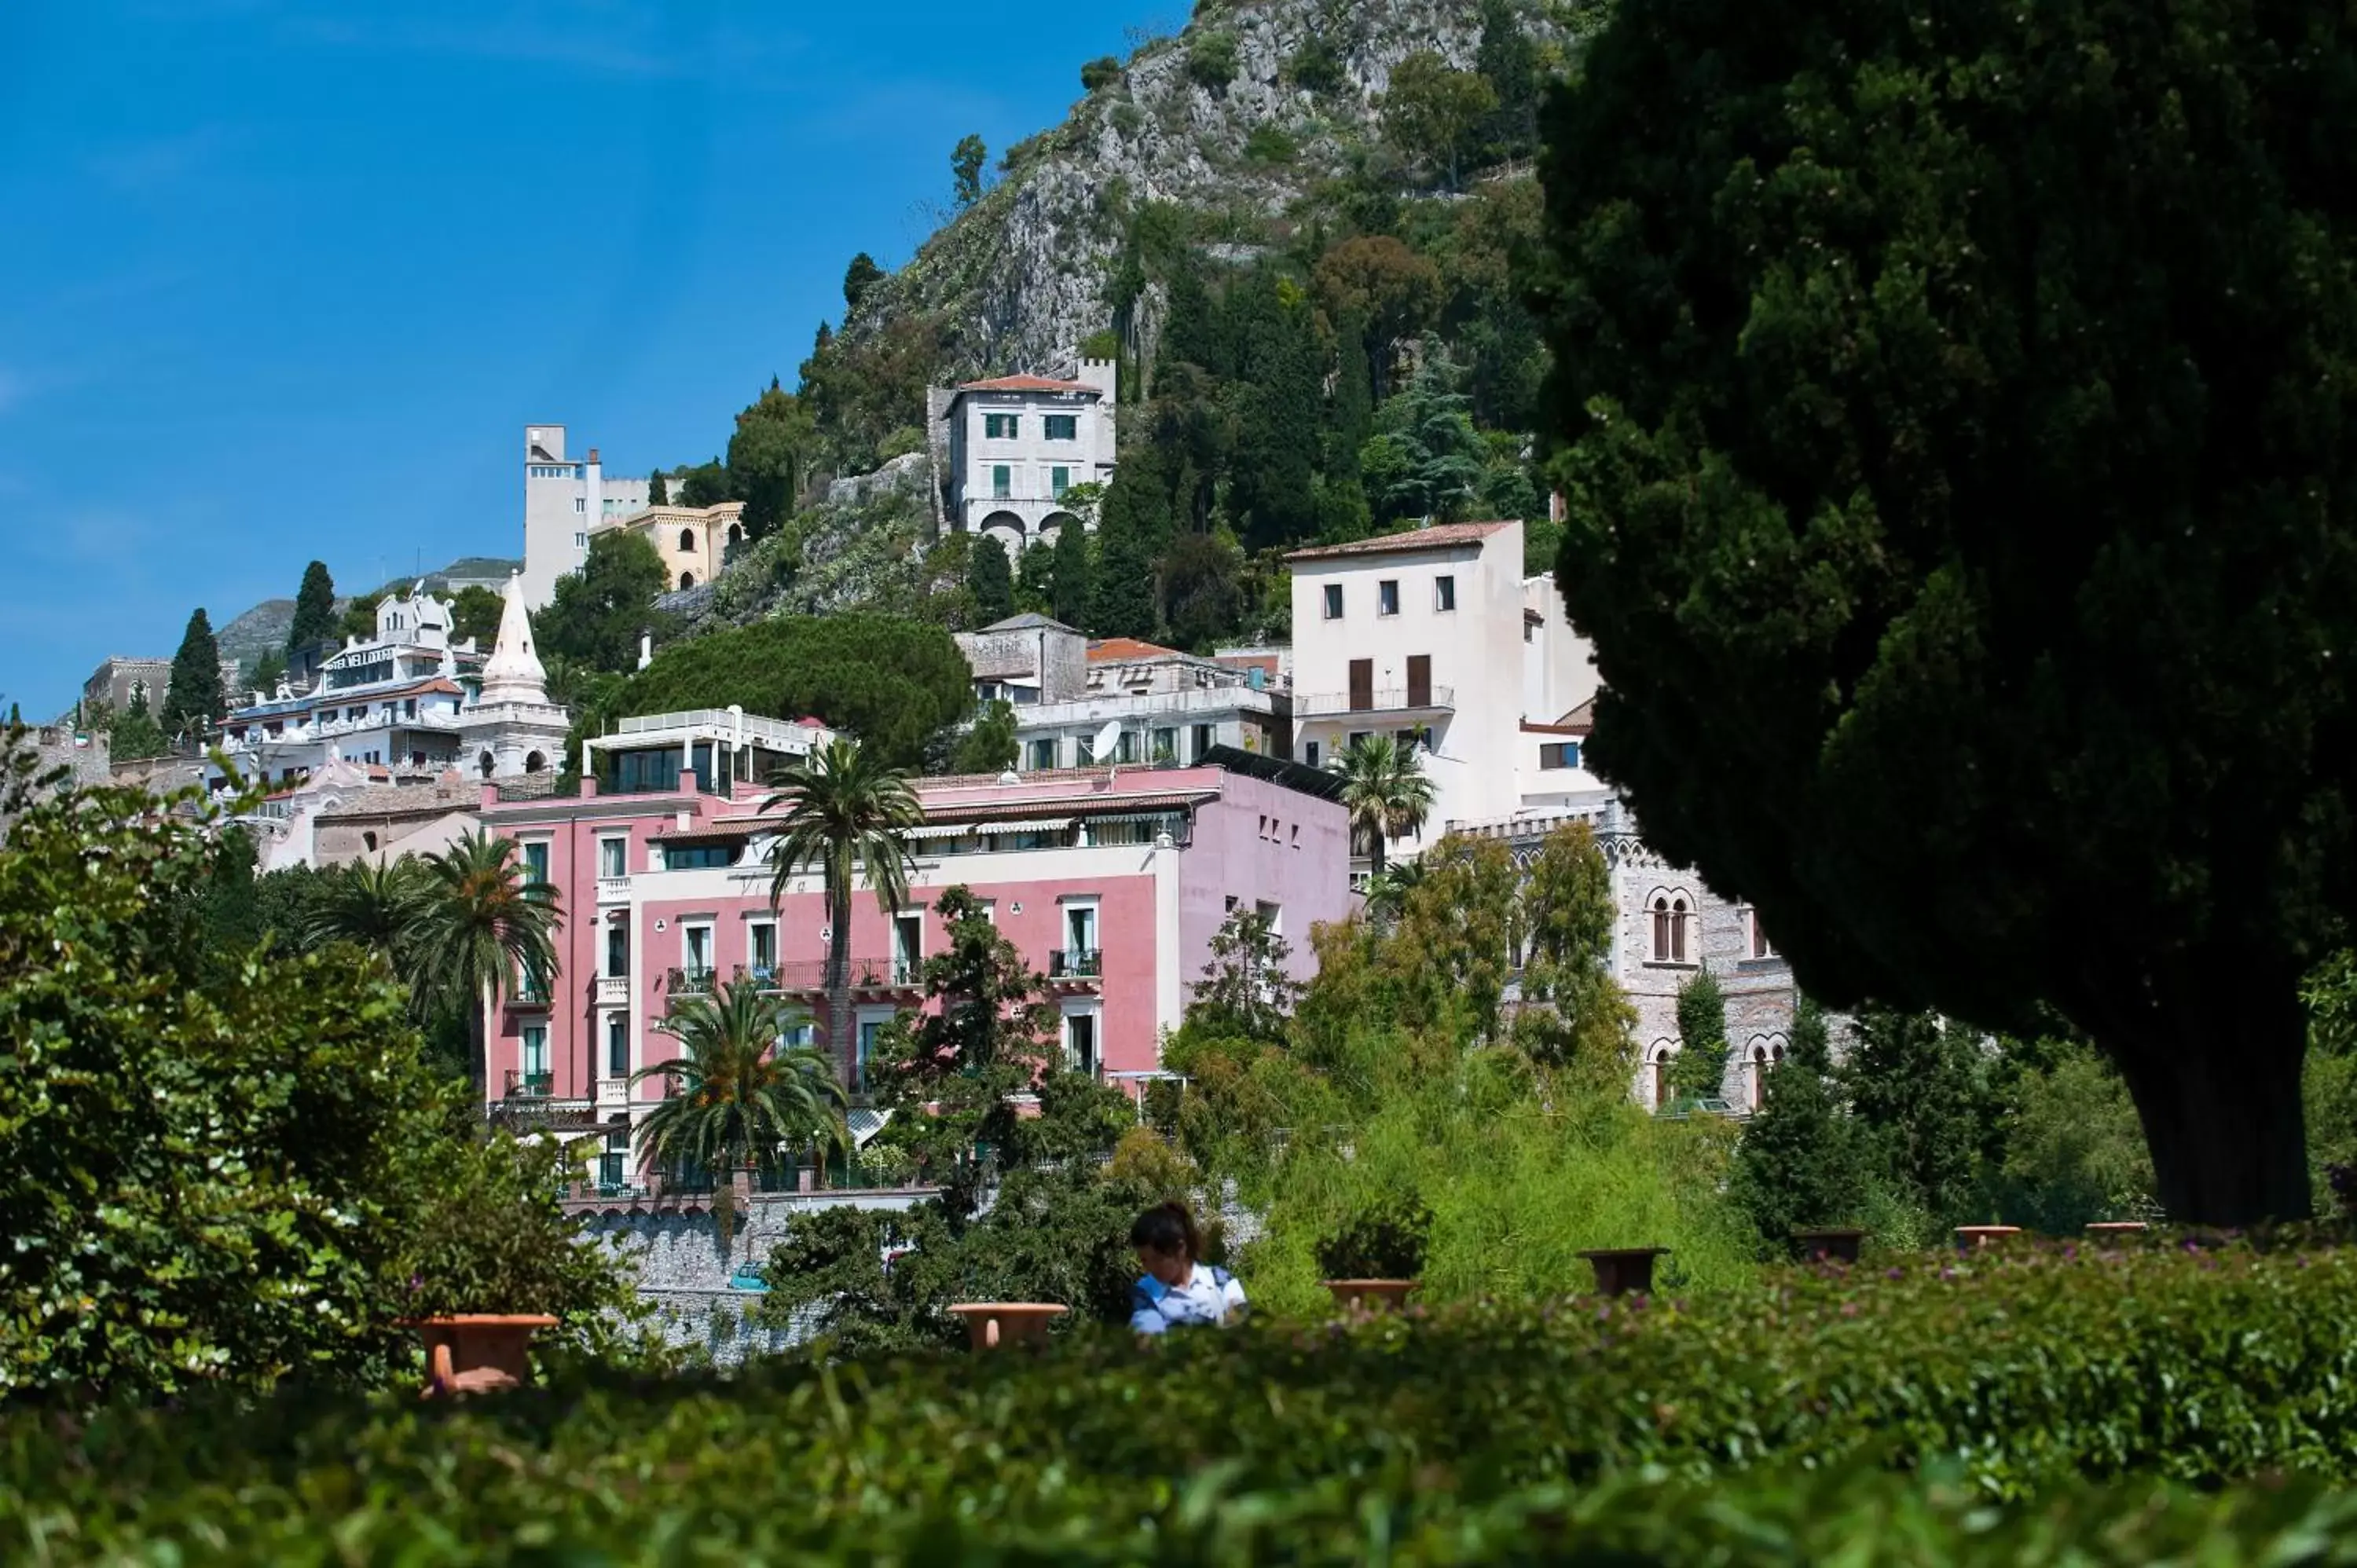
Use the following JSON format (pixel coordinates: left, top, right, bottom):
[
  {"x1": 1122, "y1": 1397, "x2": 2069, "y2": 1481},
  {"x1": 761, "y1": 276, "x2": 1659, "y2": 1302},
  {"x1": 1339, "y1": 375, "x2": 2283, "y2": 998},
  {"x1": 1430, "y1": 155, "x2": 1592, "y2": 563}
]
[
  {"x1": 948, "y1": 1302, "x2": 1068, "y2": 1350},
  {"x1": 1792, "y1": 1228, "x2": 1868, "y2": 1264},
  {"x1": 1954, "y1": 1225, "x2": 2024, "y2": 1249},
  {"x1": 403, "y1": 1314, "x2": 558, "y2": 1398},
  {"x1": 1321, "y1": 1278, "x2": 1420, "y2": 1311},
  {"x1": 1578, "y1": 1247, "x2": 1670, "y2": 1296},
  {"x1": 2084, "y1": 1221, "x2": 2149, "y2": 1236}
]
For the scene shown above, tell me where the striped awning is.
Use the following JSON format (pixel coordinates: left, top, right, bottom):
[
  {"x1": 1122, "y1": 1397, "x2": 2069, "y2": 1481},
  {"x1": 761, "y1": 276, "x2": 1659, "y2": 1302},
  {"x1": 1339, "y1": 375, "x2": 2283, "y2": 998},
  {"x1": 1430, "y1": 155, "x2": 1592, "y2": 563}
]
[{"x1": 910, "y1": 817, "x2": 1074, "y2": 838}]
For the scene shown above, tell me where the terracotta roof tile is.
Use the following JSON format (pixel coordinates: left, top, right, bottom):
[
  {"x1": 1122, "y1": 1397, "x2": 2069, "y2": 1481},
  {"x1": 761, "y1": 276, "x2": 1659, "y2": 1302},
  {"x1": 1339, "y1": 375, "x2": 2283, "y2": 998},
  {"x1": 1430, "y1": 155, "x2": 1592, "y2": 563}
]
[
  {"x1": 1283, "y1": 521, "x2": 1516, "y2": 563},
  {"x1": 1087, "y1": 637, "x2": 1185, "y2": 662}
]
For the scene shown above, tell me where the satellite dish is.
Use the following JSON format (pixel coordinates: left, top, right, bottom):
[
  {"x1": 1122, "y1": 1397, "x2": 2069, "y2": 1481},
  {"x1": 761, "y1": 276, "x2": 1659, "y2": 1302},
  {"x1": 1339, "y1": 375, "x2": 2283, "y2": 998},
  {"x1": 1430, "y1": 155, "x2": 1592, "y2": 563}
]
[{"x1": 1091, "y1": 720, "x2": 1123, "y2": 764}]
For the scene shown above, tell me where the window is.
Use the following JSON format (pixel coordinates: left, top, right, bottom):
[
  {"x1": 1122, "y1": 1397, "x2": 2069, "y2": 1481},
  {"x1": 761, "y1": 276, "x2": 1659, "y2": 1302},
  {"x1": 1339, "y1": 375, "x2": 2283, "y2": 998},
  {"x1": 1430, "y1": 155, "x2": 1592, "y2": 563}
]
[
  {"x1": 1028, "y1": 737, "x2": 1058, "y2": 771},
  {"x1": 1377, "y1": 579, "x2": 1400, "y2": 617},
  {"x1": 1066, "y1": 902, "x2": 1098, "y2": 962},
  {"x1": 574, "y1": 531, "x2": 587, "y2": 548},
  {"x1": 522, "y1": 1025, "x2": 549, "y2": 1079},
  {"x1": 856, "y1": 1015, "x2": 886, "y2": 1090},
  {"x1": 992, "y1": 464, "x2": 1012, "y2": 499},
  {"x1": 1303, "y1": 739, "x2": 1321, "y2": 769},
  {"x1": 1151, "y1": 726, "x2": 1176, "y2": 763},
  {"x1": 749, "y1": 920, "x2": 778, "y2": 978},
  {"x1": 1649, "y1": 893, "x2": 1692, "y2": 964},
  {"x1": 574, "y1": 497, "x2": 586, "y2": 513},
  {"x1": 678, "y1": 527, "x2": 697, "y2": 553},
  {"x1": 682, "y1": 923, "x2": 713, "y2": 977},
  {"x1": 1190, "y1": 723, "x2": 1214, "y2": 763},
  {"x1": 1050, "y1": 465, "x2": 1070, "y2": 497},
  {"x1": 1075, "y1": 735, "x2": 1095, "y2": 765},
  {"x1": 522, "y1": 841, "x2": 549, "y2": 885},
  {"x1": 599, "y1": 837, "x2": 627, "y2": 878},
  {"x1": 1648, "y1": 1043, "x2": 1674, "y2": 1112},
  {"x1": 1115, "y1": 730, "x2": 1138, "y2": 764},
  {"x1": 1747, "y1": 908, "x2": 1776, "y2": 961},
  {"x1": 664, "y1": 843, "x2": 736, "y2": 870},
  {"x1": 1539, "y1": 742, "x2": 1581, "y2": 770},
  {"x1": 1044, "y1": 413, "x2": 1078, "y2": 441},
  {"x1": 605, "y1": 922, "x2": 628, "y2": 977},
  {"x1": 1255, "y1": 899, "x2": 1281, "y2": 936},
  {"x1": 1435, "y1": 574, "x2": 1457, "y2": 611},
  {"x1": 1322, "y1": 584, "x2": 1343, "y2": 620},
  {"x1": 893, "y1": 913, "x2": 922, "y2": 982},
  {"x1": 984, "y1": 412, "x2": 1018, "y2": 439},
  {"x1": 606, "y1": 1013, "x2": 629, "y2": 1078},
  {"x1": 1065, "y1": 1009, "x2": 1100, "y2": 1076},
  {"x1": 1347, "y1": 731, "x2": 1369, "y2": 750}
]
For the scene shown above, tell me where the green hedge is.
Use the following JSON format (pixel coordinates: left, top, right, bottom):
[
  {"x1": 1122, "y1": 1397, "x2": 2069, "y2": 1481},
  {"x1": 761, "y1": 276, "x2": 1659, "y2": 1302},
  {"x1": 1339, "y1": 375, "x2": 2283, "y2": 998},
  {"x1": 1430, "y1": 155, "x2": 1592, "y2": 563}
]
[{"x1": 9, "y1": 1242, "x2": 2357, "y2": 1561}]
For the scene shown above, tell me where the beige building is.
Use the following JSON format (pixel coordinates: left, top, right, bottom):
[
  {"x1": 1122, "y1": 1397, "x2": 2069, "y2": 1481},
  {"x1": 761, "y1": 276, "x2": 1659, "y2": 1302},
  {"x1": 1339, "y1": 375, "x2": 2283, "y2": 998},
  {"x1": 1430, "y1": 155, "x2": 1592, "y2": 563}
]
[
  {"x1": 1285, "y1": 520, "x2": 1602, "y2": 861},
  {"x1": 592, "y1": 499, "x2": 746, "y2": 593}
]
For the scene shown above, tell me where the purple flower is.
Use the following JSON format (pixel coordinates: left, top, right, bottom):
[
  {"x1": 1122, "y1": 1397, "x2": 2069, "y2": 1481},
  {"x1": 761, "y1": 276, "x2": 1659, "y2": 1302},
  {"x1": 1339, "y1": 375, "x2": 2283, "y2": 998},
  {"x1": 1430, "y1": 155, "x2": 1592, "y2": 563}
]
[{"x1": 1886, "y1": 1268, "x2": 1904, "y2": 1280}]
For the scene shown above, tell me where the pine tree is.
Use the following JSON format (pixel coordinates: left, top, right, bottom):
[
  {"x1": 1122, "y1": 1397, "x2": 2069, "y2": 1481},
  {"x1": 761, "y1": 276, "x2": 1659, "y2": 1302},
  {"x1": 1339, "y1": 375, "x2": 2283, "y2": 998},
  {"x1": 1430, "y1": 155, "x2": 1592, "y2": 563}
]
[
  {"x1": 161, "y1": 609, "x2": 225, "y2": 737},
  {"x1": 967, "y1": 534, "x2": 1015, "y2": 624},
  {"x1": 285, "y1": 562, "x2": 337, "y2": 656},
  {"x1": 1728, "y1": 999, "x2": 1875, "y2": 1251},
  {"x1": 1050, "y1": 521, "x2": 1094, "y2": 630}
]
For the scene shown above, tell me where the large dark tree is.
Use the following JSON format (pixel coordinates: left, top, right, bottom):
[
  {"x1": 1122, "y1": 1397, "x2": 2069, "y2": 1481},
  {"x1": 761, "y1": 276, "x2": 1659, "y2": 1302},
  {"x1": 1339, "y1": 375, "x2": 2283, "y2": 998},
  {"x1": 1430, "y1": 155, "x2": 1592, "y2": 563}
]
[
  {"x1": 538, "y1": 531, "x2": 670, "y2": 675},
  {"x1": 727, "y1": 379, "x2": 815, "y2": 540},
  {"x1": 966, "y1": 533, "x2": 1014, "y2": 625},
  {"x1": 161, "y1": 609, "x2": 225, "y2": 737},
  {"x1": 285, "y1": 561, "x2": 338, "y2": 656},
  {"x1": 1534, "y1": 0, "x2": 2357, "y2": 1222}
]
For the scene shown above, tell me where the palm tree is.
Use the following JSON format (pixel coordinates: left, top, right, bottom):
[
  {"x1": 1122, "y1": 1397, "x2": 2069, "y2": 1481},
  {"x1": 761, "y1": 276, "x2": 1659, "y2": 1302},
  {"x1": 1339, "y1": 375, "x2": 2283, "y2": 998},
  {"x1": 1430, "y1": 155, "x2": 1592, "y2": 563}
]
[
  {"x1": 631, "y1": 976, "x2": 847, "y2": 1253},
  {"x1": 761, "y1": 738, "x2": 921, "y2": 1088},
  {"x1": 303, "y1": 856, "x2": 431, "y2": 1001},
  {"x1": 1363, "y1": 859, "x2": 1427, "y2": 929},
  {"x1": 411, "y1": 830, "x2": 563, "y2": 1096},
  {"x1": 1332, "y1": 732, "x2": 1436, "y2": 876}
]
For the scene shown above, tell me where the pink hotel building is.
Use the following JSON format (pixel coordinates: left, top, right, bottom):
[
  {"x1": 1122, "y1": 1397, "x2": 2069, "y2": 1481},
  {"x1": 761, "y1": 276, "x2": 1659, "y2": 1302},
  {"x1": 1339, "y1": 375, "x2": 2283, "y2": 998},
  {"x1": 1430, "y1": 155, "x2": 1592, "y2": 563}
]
[{"x1": 479, "y1": 709, "x2": 1350, "y2": 1153}]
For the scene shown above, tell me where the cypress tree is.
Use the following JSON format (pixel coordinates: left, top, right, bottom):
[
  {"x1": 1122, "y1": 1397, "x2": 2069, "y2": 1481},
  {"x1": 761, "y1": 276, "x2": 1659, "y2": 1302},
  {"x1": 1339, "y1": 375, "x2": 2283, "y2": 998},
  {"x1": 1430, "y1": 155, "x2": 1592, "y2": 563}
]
[
  {"x1": 649, "y1": 471, "x2": 670, "y2": 505},
  {"x1": 967, "y1": 533, "x2": 1015, "y2": 624},
  {"x1": 1228, "y1": 273, "x2": 1322, "y2": 548},
  {"x1": 1728, "y1": 999, "x2": 1875, "y2": 1251},
  {"x1": 1050, "y1": 520, "x2": 1094, "y2": 630},
  {"x1": 1669, "y1": 966, "x2": 1730, "y2": 1102},
  {"x1": 285, "y1": 561, "x2": 337, "y2": 656},
  {"x1": 162, "y1": 609, "x2": 225, "y2": 736}
]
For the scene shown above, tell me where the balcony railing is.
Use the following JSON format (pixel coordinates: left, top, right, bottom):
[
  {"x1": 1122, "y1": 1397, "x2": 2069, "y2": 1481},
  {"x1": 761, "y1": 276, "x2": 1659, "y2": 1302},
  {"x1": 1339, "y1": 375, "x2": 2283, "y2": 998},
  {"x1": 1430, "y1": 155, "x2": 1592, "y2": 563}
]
[
  {"x1": 595, "y1": 875, "x2": 632, "y2": 903},
  {"x1": 505, "y1": 1069, "x2": 554, "y2": 1098},
  {"x1": 511, "y1": 977, "x2": 552, "y2": 1009},
  {"x1": 1295, "y1": 684, "x2": 1456, "y2": 718},
  {"x1": 756, "y1": 958, "x2": 922, "y2": 992},
  {"x1": 668, "y1": 966, "x2": 719, "y2": 997},
  {"x1": 1049, "y1": 947, "x2": 1102, "y2": 979},
  {"x1": 594, "y1": 975, "x2": 631, "y2": 1006}
]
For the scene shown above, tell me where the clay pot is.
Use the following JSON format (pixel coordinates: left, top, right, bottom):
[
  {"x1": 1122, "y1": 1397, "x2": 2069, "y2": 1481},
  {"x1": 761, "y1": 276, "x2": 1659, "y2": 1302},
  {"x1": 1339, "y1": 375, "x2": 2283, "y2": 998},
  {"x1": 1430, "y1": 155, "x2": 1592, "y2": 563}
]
[
  {"x1": 1321, "y1": 1279, "x2": 1420, "y2": 1311},
  {"x1": 1792, "y1": 1228, "x2": 1868, "y2": 1264},
  {"x1": 948, "y1": 1302, "x2": 1068, "y2": 1350},
  {"x1": 2084, "y1": 1221, "x2": 2149, "y2": 1236},
  {"x1": 404, "y1": 1314, "x2": 558, "y2": 1398},
  {"x1": 1954, "y1": 1225, "x2": 2024, "y2": 1249},
  {"x1": 1578, "y1": 1247, "x2": 1670, "y2": 1296}
]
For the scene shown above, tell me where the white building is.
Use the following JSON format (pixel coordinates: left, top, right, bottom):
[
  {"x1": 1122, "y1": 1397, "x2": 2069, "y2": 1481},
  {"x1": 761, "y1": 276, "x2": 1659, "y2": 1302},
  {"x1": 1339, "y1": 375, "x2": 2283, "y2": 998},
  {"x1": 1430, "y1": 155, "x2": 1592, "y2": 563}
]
[
  {"x1": 214, "y1": 576, "x2": 568, "y2": 789},
  {"x1": 953, "y1": 616, "x2": 1288, "y2": 771},
  {"x1": 520, "y1": 425, "x2": 653, "y2": 610},
  {"x1": 1285, "y1": 520, "x2": 1604, "y2": 859},
  {"x1": 932, "y1": 365, "x2": 1118, "y2": 551}
]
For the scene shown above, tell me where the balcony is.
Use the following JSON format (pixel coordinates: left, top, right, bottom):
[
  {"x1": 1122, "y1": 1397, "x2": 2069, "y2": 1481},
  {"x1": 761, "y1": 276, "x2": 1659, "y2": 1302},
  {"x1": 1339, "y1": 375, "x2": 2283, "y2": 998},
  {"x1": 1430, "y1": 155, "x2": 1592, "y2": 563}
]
[
  {"x1": 667, "y1": 966, "x2": 720, "y2": 998},
  {"x1": 594, "y1": 975, "x2": 631, "y2": 1006},
  {"x1": 596, "y1": 875, "x2": 632, "y2": 905},
  {"x1": 1295, "y1": 684, "x2": 1456, "y2": 719},
  {"x1": 595, "y1": 1077, "x2": 631, "y2": 1109},
  {"x1": 757, "y1": 958, "x2": 923, "y2": 996},
  {"x1": 510, "y1": 978, "x2": 552, "y2": 1011},
  {"x1": 1049, "y1": 948, "x2": 1102, "y2": 980},
  {"x1": 507, "y1": 1069, "x2": 555, "y2": 1097}
]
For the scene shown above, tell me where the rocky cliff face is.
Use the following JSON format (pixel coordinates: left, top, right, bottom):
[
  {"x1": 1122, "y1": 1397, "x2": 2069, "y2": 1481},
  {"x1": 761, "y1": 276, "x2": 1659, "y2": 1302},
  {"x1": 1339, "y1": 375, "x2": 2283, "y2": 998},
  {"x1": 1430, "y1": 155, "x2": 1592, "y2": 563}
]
[{"x1": 842, "y1": 0, "x2": 1537, "y2": 381}]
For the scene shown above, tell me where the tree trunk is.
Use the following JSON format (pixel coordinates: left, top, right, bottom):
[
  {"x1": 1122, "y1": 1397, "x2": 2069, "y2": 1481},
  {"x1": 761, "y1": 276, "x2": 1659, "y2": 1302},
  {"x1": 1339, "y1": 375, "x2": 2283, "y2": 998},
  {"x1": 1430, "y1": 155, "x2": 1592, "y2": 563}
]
[
  {"x1": 827, "y1": 885, "x2": 853, "y2": 1090},
  {"x1": 1369, "y1": 826, "x2": 1387, "y2": 879},
  {"x1": 2099, "y1": 980, "x2": 2311, "y2": 1226},
  {"x1": 475, "y1": 973, "x2": 494, "y2": 1101}
]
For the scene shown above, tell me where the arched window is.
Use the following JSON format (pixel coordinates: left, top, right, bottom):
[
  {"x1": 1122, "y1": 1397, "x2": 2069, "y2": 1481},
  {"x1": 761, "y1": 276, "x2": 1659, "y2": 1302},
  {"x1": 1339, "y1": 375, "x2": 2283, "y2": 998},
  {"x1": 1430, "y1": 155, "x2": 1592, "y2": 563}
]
[
  {"x1": 1647, "y1": 1041, "x2": 1675, "y2": 1112},
  {"x1": 478, "y1": 750, "x2": 495, "y2": 778},
  {"x1": 524, "y1": 751, "x2": 546, "y2": 774},
  {"x1": 1750, "y1": 1042, "x2": 1770, "y2": 1111},
  {"x1": 679, "y1": 571, "x2": 695, "y2": 591},
  {"x1": 1649, "y1": 891, "x2": 1692, "y2": 963},
  {"x1": 728, "y1": 523, "x2": 745, "y2": 545},
  {"x1": 679, "y1": 527, "x2": 698, "y2": 553},
  {"x1": 362, "y1": 830, "x2": 379, "y2": 853}
]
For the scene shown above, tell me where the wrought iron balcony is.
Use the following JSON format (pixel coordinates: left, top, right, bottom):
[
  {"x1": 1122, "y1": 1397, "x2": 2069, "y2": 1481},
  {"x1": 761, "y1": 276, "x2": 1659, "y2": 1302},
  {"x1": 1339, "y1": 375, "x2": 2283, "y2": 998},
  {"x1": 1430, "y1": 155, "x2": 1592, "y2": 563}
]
[
  {"x1": 756, "y1": 958, "x2": 922, "y2": 992},
  {"x1": 1049, "y1": 947, "x2": 1102, "y2": 979},
  {"x1": 506, "y1": 1069, "x2": 554, "y2": 1097},
  {"x1": 667, "y1": 966, "x2": 719, "y2": 997}
]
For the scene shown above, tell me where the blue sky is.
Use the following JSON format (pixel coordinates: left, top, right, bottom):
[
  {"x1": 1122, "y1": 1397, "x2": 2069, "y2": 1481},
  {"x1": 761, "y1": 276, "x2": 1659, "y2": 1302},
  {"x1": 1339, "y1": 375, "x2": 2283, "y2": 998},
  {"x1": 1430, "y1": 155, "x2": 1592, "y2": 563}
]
[{"x1": 0, "y1": 0, "x2": 1171, "y2": 717}]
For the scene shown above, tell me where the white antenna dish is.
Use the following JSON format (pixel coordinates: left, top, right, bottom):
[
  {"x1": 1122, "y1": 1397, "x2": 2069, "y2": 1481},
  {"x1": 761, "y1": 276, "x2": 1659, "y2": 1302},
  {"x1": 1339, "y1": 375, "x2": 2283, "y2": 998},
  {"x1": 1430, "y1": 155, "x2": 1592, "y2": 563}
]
[{"x1": 1091, "y1": 720, "x2": 1124, "y2": 764}]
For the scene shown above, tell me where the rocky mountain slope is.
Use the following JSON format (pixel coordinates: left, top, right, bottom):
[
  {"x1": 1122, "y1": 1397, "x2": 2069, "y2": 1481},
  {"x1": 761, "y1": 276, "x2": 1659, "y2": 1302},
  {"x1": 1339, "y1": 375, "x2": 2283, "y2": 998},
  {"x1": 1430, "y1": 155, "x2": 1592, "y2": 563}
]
[{"x1": 840, "y1": 0, "x2": 1563, "y2": 382}]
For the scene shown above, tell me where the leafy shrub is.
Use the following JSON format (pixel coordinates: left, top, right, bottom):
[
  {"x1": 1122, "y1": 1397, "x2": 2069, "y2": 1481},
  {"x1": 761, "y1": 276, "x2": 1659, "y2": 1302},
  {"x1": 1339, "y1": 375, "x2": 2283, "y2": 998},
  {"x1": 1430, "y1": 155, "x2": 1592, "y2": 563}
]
[
  {"x1": 1186, "y1": 31, "x2": 1239, "y2": 91},
  {"x1": 1315, "y1": 1196, "x2": 1432, "y2": 1278},
  {"x1": 1243, "y1": 123, "x2": 1298, "y2": 165},
  {"x1": 1286, "y1": 38, "x2": 1347, "y2": 93},
  {"x1": 1080, "y1": 54, "x2": 1123, "y2": 93},
  {"x1": 20, "y1": 1244, "x2": 2357, "y2": 1559}
]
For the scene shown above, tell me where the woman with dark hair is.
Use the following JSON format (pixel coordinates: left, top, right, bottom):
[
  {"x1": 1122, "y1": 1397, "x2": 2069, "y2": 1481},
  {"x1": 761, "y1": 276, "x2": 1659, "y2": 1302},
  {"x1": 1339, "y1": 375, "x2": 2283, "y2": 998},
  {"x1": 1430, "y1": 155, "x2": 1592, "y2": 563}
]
[{"x1": 1127, "y1": 1200, "x2": 1245, "y2": 1335}]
